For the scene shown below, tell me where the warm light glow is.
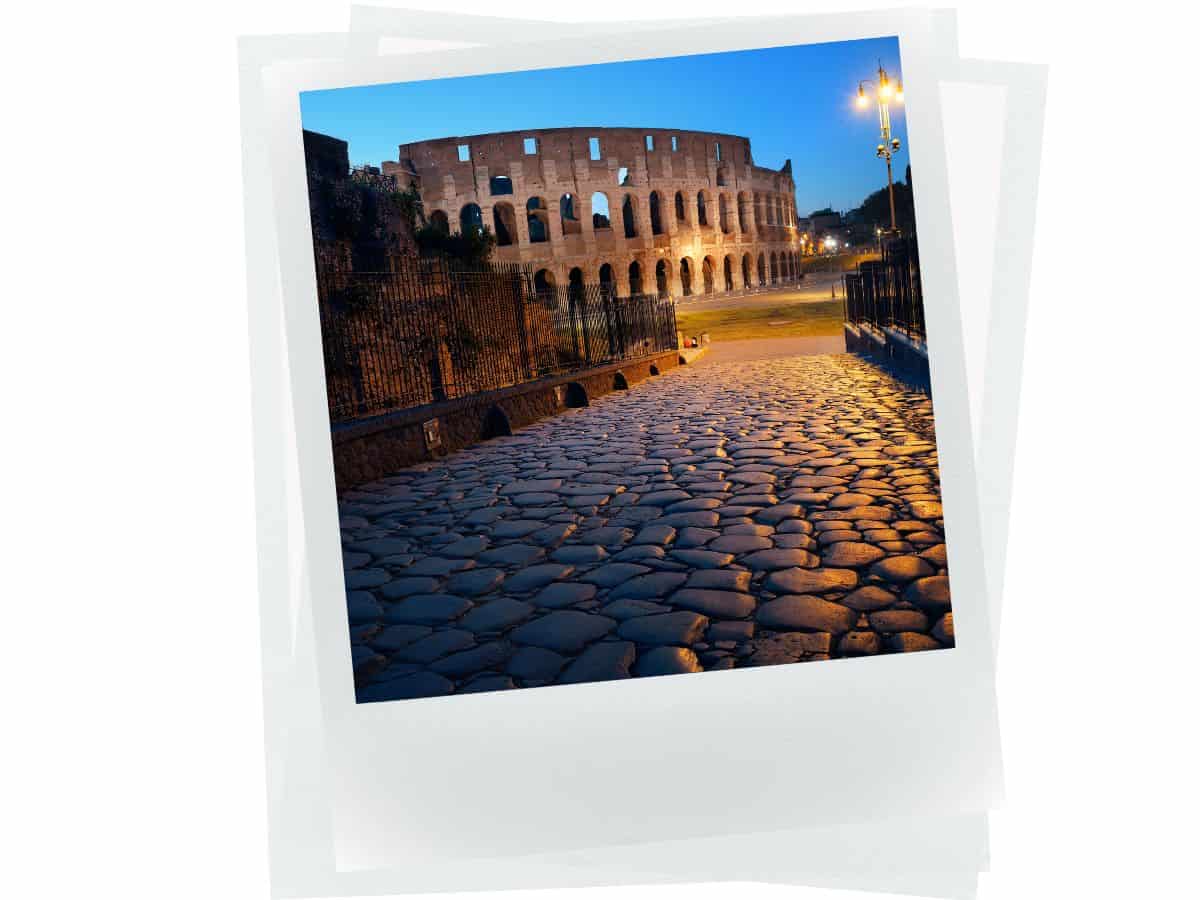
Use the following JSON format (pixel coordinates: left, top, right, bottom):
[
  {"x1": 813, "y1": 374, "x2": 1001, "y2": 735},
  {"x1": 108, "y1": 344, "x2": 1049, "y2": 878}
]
[
  {"x1": 879, "y1": 82, "x2": 893, "y2": 100},
  {"x1": 856, "y1": 93, "x2": 869, "y2": 108},
  {"x1": 896, "y1": 83, "x2": 904, "y2": 103}
]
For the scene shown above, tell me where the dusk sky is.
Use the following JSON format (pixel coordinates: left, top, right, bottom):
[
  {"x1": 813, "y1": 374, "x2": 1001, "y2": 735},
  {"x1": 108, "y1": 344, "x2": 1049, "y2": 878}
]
[{"x1": 300, "y1": 37, "x2": 907, "y2": 216}]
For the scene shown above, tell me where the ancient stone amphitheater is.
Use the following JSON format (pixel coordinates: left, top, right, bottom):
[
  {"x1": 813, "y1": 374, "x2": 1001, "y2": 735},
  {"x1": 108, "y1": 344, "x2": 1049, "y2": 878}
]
[{"x1": 383, "y1": 126, "x2": 805, "y2": 299}]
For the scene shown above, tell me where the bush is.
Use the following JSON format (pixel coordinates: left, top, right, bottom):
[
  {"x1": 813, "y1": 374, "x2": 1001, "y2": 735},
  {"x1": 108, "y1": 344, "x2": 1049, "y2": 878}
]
[{"x1": 415, "y1": 223, "x2": 496, "y2": 266}]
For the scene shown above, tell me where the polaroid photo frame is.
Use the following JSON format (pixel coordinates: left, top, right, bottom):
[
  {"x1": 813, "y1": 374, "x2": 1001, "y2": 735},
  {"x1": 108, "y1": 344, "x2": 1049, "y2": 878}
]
[
  {"x1": 241, "y1": 7, "x2": 1041, "y2": 897},
  {"x1": 341, "y1": 13, "x2": 1041, "y2": 900}
]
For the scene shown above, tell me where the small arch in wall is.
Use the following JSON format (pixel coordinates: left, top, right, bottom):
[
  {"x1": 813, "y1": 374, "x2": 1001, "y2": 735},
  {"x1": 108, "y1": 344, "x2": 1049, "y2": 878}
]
[
  {"x1": 612, "y1": 371, "x2": 629, "y2": 391},
  {"x1": 481, "y1": 405, "x2": 512, "y2": 440},
  {"x1": 649, "y1": 364, "x2": 660, "y2": 376},
  {"x1": 564, "y1": 382, "x2": 589, "y2": 408}
]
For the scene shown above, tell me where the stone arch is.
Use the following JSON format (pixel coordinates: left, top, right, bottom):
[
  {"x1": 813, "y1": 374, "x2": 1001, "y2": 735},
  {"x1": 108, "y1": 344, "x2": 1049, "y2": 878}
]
[
  {"x1": 757, "y1": 252, "x2": 767, "y2": 286},
  {"x1": 534, "y1": 268, "x2": 556, "y2": 297},
  {"x1": 679, "y1": 257, "x2": 693, "y2": 297},
  {"x1": 460, "y1": 203, "x2": 483, "y2": 235},
  {"x1": 429, "y1": 209, "x2": 449, "y2": 234},
  {"x1": 649, "y1": 364, "x2": 660, "y2": 376},
  {"x1": 492, "y1": 203, "x2": 517, "y2": 246},
  {"x1": 564, "y1": 382, "x2": 589, "y2": 408},
  {"x1": 560, "y1": 192, "x2": 581, "y2": 236},
  {"x1": 628, "y1": 260, "x2": 643, "y2": 296},
  {"x1": 674, "y1": 190, "x2": 687, "y2": 225},
  {"x1": 742, "y1": 253, "x2": 752, "y2": 289},
  {"x1": 649, "y1": 191, "x2": 664, "y2": 235},
  {"x1": 702, "y1": 256, "x2": 716, "y2": 295},
  {"x1": 598, "y1": 262, "x2": 615, "y2": 296},
  {"x1": 526, "y1": 196, "x2": 549, "y2": 244},
  {"x1": 769, "y1": 252, "x2": 779, "y2": 284},
  {"x1": 591, "y1": 192, "x2": 611, "y2": 230},
  {"x1": 696, "y1": 191, "x2": 709, "y2": 227},
  {"x1": 655, "y1": 259, "x2": 671, "y2": 298},
  {"x1": 481, "y1": 405, "x2": 512, "y2": 440},
  {"x1": 723, "y1": 255, "x2": 734, "y2": 292},
  {"x1": 737, "y1": 192, "x2": 750, "y2": 233},
  {"x1": 621, "y1": 194, "x2": 638, "y2": 238},
  {"x1": 613, "y1": 370, "x2": 629, "y2": 391},
  {"x1": 718, "y1": 194, "x2": 731, "y2": 234}
]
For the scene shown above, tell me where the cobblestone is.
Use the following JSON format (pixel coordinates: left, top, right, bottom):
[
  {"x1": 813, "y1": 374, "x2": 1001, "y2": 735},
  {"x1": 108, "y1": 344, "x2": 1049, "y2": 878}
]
[{"x1": 343, "y1": 354, "x2": 955, "y2": 702}]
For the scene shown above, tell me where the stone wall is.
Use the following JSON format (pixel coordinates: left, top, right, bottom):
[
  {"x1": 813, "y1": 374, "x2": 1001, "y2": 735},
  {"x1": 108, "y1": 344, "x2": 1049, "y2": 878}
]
[
  {"x1": 383, "y1": 126, "x2": 805, "y2": 299},
  {"x1": 331, "y1": 349, "x2": 682, "y2": 492}
]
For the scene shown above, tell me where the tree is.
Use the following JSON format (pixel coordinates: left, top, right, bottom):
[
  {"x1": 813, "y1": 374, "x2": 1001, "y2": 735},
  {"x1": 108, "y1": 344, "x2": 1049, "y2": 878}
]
[
  {"x1": 852, "y1": 179, "x2": 916, "y2": 235},
  {"x1": 414, "y1": 222, "x2": 496, "y2": 266}
]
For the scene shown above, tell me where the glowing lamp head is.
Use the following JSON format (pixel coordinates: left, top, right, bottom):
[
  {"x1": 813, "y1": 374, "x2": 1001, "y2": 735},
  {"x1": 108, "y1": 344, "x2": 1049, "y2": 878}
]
[
  {"x1": 856, "y1": 84, "x2": 868, "y2": 107},
  {"x1": 896, "y1": 82, "x2": 904, "y2": 103}
]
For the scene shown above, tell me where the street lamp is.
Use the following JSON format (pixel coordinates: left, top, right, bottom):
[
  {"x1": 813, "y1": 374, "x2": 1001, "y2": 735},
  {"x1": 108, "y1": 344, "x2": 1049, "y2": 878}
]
[{"x1": 856, "y1": 62, "x2": 904, "y2": 234}]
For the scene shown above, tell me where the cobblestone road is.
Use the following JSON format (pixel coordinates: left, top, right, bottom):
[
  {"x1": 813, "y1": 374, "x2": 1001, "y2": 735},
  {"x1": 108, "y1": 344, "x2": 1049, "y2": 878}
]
[{"x1": 341, "y1": 353, "x2": 953, "y2": 703}]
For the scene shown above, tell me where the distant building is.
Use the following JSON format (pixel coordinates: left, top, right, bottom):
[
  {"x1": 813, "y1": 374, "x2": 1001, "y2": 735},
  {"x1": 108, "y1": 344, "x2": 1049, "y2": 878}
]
[{"x1": 383, "y1": 126, "x2": 805, "y2": 297}]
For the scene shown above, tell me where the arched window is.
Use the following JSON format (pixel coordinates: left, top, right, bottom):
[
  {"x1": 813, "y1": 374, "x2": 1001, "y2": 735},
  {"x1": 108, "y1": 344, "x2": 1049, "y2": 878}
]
[
  {"x1": 719, "y1": 195, "x2": 730, "y2": 234},
  {"x1": 696, "y1": 191, "x2": 708, "y2": 227},
  {"x1": 679, "y1": 257, "x2": 693, "y2": 296},
  {"x1": 489, "y1": 175, "x2": 513, "y2": 196},
  {"x1": 702, "y1": 256, "x2": 715, "y2": 294},
  {"x1": 742, "y1": 253, "x2": 752, "y2": 289},
  {"x1": 655, "y1": 260, "x2": 670, "y2": 298},
  {"x1": 621, "y1": 194, "x2": 637, "y2": 238},
  {"x1": 591, "y1": 192, "x2": 611, "y2": 230},
  {"x1": 649, "y1": 191, "x2": 663, "y2": 235},
  {"x1": 526, "y1": 197, "x2": 549, "y2": 243},
  {"x1": 430, "y1": 209, "x2": 449, "y2": 234},
  {"x1": 560, "y1": 193, "x2": 581, "y2": 236},
  {"x1": 492, "y1": 203, "x2": 517, "y2": 246},
  {"x1": 460, "y1": 203, "x2": 483, "y2": 235},
  {"x1": 628, "y1": 260, "x2": 643, "y2": 296},
  {"x1": 674, "y1": 191, "x2": 687, "y2": 224},
  {"x1": 568, "y1": 267, "x2": 585, "y2": 299},
  {"x1": 723, "y1": 255, "x2": 734, "y2": 292},
  {"x1": 598, "y1": 263, "x2": 615, "y2": 297},
  {"x1": 737, "y1": 192, "x2": 750, "y2": 233}
]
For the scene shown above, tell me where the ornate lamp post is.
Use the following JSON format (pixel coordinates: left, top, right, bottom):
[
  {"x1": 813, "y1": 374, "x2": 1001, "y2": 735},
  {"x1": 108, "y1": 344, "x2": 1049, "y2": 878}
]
[{"x1": 857, "y1": 63, "x2": 904, "y2": 234}]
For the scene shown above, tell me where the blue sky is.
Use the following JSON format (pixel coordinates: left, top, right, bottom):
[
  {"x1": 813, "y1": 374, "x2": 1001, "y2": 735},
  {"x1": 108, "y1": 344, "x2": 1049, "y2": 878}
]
[{"x1": 300, "y1": 37, "x2": 906, "y2": 216}]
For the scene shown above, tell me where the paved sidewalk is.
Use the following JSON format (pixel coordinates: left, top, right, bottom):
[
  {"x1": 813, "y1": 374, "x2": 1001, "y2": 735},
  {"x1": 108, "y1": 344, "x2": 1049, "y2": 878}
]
[
  {"x1": 341, "y1": 353, "x2": 953, "y2": 703},
  {"x1": 694, "y1": 335, "x2": 847, "y2": 364}
]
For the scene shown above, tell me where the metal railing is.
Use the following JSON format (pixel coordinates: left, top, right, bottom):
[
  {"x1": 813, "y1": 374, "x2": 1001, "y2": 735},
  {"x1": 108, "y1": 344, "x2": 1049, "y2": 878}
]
[
  {"x1": 318, "y1": 258, "x2": 678, "y2": 424},
  {"x1": 842, "y1": 237, "x2": 926, "y2": 341}
]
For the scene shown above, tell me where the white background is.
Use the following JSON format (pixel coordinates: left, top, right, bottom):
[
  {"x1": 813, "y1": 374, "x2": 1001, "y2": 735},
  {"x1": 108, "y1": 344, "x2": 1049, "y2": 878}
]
[{"x1": 2, "y1": 2, "x2": 1196, "y2": 900}]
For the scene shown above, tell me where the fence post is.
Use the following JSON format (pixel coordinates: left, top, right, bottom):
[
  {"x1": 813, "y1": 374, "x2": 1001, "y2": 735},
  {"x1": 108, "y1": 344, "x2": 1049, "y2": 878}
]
[{"x1": 512, "y1": 269, "x2": 534, "y2": 381}]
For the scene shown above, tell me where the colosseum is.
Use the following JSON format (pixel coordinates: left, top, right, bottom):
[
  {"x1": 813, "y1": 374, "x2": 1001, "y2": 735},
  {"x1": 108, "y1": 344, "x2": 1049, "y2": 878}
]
[{"x1": 382, "y1": 126, "x2": 805, "y2": 299}]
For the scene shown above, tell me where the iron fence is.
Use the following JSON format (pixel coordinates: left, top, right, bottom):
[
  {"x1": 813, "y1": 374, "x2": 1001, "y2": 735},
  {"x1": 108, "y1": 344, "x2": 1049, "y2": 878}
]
[
  {"x1": 842, "y1": 237, "x2": 926, "y2": 341},
  {"x1": 318, "y1": 258, "x2": 678, "y2": 423}
]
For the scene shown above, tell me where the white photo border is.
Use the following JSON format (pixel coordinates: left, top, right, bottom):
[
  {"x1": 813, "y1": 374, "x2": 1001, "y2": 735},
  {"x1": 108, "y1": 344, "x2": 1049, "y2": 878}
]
[{"x1": 241, "y1": 8, "x2": 1039, "y2": 895}]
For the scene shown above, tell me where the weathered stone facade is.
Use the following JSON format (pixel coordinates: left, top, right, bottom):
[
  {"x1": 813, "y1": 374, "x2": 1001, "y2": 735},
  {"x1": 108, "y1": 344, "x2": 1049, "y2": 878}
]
[{"x1": 383, "y1": 127, "x2": 804, "y2": 298}]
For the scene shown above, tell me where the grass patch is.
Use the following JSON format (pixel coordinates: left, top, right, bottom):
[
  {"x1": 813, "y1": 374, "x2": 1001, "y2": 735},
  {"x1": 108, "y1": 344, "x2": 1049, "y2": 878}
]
[{"x1": 676, "y1": 300, "x2": 845, "y2": 342}]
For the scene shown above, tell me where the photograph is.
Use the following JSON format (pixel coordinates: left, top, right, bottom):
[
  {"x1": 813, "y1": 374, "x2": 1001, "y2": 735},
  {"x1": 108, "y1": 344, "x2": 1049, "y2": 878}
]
[{"x1": 299, "y1": 36, "x2": 954, "y2": 703}]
